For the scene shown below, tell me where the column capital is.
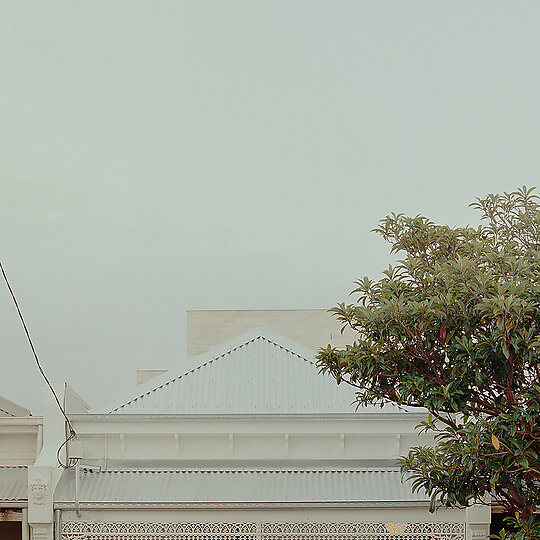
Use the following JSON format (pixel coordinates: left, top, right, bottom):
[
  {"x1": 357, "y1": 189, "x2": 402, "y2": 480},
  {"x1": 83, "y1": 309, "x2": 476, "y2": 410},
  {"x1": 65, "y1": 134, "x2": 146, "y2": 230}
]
[{"x1": 30, "y1": 522, "x2": 53, "y2": 540}]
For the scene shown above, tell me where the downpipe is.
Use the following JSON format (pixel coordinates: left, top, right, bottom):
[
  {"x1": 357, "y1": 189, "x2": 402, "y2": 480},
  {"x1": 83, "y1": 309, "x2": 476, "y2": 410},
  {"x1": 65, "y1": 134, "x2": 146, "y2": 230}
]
[
  {"x1": 75, "y1": 459, "x2": 81, "y2": 518},
  {"x1": 54, "y1": 509, "x2": 61, "y2": 540}
]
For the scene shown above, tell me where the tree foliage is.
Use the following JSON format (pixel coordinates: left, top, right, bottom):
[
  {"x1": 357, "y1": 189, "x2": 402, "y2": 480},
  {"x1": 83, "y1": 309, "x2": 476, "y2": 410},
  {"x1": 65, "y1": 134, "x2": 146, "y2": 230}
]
[{"x1": 317, "y1": 187, "x2": 540, "y2": 531}]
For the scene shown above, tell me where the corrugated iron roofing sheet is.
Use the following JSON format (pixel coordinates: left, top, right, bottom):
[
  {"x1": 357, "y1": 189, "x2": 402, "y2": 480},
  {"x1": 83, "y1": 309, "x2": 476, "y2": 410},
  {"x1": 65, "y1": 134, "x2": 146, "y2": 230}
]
[
  {"x1": 0, "y1": 466, "x2": 28, "y2": 501},
  {"x1": 55, "y1": 468, "x2": 426, "y2": 505},
  {"x1": 93, "y1": 328, "x2": 397, "y2": 415}
]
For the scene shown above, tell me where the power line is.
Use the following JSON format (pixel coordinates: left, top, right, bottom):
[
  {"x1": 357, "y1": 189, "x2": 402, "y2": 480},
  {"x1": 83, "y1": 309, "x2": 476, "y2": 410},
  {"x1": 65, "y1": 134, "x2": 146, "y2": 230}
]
[{"x1": 0, "y1": 261, "x2": 76, "y2": 468}]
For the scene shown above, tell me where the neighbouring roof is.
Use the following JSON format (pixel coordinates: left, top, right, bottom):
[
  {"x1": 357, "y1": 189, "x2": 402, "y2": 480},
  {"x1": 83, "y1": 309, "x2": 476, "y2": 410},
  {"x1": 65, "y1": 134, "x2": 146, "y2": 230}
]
[
  {"x1": 54, "y1": 468, "x2": 428, "y2": 507},
  {"x1": 91, "y1": 327, "x2": 401, "y2": 415},
  {"x1": 0, "y1": 395, "x2": 30, "y2": 417},
  {"x1": 0, "y1": 466, "x2": 28, "y2": 502}
]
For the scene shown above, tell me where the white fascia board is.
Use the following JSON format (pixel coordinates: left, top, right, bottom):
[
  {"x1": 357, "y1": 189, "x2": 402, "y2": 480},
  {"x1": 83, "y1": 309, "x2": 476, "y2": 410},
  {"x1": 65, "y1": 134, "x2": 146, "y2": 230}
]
[
  {"x1": 0, "y1": 417, "x2": 42, "y2": 433},
  {"x1": 71, "y1": 412, "x2": 429, "y2": 422},
  {"x1": 68, "y1": 413, "x2": 429, "y2": 437}
]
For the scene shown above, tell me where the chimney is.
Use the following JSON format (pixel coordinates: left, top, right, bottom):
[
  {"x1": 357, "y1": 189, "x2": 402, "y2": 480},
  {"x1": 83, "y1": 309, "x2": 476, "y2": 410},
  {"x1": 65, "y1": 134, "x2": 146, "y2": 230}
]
[{"x1": 136, "y1": 369, "x2": 167, "y2": 385}]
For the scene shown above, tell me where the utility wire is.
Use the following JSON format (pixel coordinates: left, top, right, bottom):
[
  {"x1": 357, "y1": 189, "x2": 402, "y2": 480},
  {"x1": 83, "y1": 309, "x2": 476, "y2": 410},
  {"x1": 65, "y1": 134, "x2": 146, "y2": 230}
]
[{"x1": 0, "y1": 261, "x2": 76, "y2": 468}]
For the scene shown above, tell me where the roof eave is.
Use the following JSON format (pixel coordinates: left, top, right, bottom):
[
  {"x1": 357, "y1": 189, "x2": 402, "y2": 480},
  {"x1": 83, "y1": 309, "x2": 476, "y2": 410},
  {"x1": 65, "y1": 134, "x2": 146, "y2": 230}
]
[{"x1": 70, "y1": 411, "x2": 428, "y2": 422}]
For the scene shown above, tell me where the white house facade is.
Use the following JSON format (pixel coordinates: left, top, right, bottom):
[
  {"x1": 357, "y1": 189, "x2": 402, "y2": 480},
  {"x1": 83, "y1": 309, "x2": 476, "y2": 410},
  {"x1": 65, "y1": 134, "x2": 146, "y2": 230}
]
[
  {"x1": 0, "y1": 394, "x2": 41, "y2": 540},
  {"x1": 1, "y1": 310, "x2": 492, "y2": 540}
]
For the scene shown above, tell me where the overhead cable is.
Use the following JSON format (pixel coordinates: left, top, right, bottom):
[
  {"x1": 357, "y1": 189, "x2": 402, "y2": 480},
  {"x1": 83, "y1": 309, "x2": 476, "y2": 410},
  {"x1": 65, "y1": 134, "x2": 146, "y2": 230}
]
[{"x1": 0, "y1": 261, "x2": 76, "y2": 468}]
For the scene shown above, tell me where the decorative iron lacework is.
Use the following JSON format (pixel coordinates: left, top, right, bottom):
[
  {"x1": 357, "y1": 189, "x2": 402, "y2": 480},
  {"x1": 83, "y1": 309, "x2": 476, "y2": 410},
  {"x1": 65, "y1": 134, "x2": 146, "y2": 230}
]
[{"x1": 62, "y1": 521, "x2": 465, "y2": 539}]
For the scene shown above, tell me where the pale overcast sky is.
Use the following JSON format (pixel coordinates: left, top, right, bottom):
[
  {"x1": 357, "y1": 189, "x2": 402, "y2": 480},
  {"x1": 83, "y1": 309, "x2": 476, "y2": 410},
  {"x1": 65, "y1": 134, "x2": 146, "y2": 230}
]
[{"x1": 1, "y1": 1, "x2": 539, "y2": 413}]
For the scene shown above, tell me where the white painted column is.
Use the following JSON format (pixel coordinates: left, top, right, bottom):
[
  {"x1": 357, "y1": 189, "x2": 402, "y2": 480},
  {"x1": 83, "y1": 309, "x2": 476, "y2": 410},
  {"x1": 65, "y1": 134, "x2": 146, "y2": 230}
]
[
  {"x1": 29, "y1": 383, "x2": 69, "y2": 540},
  {"x1": 22, "y1": 507, "x2": 29, "y2": 540},
  {"x1": 466, "y1": 501, "x2": 491, "y2": 540}
]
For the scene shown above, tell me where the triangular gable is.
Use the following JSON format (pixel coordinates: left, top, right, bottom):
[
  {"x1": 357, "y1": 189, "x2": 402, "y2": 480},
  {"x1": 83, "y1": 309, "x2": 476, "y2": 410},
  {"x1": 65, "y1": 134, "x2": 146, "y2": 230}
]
[
  {"x1": 91, "y1": 327, "x2": 392, "y2": 415},
  {"x1": 0, "y1": 395, "x2": 30, "y2": 417}
]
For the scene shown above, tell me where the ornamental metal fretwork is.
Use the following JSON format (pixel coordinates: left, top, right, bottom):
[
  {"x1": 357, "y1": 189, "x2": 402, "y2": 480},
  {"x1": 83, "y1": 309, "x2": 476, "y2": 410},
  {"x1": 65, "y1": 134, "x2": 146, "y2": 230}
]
[{"x1": 62, "y1": 521, "x2": 465, "y2": 540}]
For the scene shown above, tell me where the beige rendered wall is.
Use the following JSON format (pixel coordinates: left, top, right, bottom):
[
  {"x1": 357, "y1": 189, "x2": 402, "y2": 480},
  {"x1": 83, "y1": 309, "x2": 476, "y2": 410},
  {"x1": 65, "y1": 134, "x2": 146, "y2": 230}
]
[{"x1": 187, "y1": 309, "x2": 358, "y2": 359}]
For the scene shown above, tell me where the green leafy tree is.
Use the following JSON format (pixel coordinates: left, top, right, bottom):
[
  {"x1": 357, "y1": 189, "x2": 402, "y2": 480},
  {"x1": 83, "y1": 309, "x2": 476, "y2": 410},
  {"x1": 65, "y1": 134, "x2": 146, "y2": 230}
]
[{"x1": 317, "y1": 187, "x2": 540, "y2": 535}]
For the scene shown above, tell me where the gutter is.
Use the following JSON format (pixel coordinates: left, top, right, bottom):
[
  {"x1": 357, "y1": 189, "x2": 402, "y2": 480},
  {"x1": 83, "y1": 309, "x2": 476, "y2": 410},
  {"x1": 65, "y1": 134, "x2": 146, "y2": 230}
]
[
  {"x1": 0, "y1": 502, "x2": 28, "y2": 508},
  {"x1": 54, "y1": 500, "x2": 432, "y2": 510},
  {"x1": 69, "y1": 412, "x2": 430, "y2": 422}
]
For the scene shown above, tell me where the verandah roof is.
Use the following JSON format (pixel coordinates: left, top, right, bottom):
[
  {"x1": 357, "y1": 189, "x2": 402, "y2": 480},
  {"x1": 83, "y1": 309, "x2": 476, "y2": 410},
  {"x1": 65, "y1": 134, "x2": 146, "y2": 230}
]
[
  {"x1": 54, "y1": 467, "x2": 428, "y2": 507},
  {"x1": 0, "y1": 467, "x2": 28, "y2": 504}
]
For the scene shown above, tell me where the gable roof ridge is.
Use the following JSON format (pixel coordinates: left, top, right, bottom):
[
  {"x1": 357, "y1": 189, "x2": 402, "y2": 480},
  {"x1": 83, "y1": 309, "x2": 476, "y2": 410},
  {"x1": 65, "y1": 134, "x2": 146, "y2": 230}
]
[
  {"x1": 92, "y1": 326, "x2": 316, "y2": 414},
  {"x1": 262, "y1": 336, "x2": 316, "y2": 366}
]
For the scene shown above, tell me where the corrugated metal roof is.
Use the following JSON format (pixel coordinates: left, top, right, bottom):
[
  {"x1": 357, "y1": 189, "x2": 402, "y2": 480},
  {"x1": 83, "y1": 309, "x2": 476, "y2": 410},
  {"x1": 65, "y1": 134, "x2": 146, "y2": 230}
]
[
  {"x1": 0, "y1": 466, "x2": 28, "y2": 501},
  {"x1": 55, "y1": 468, "x2": 427, "y2": 505},
  {"x1": 92, "y1": 328, "x2": 399, "y2": 415}
]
